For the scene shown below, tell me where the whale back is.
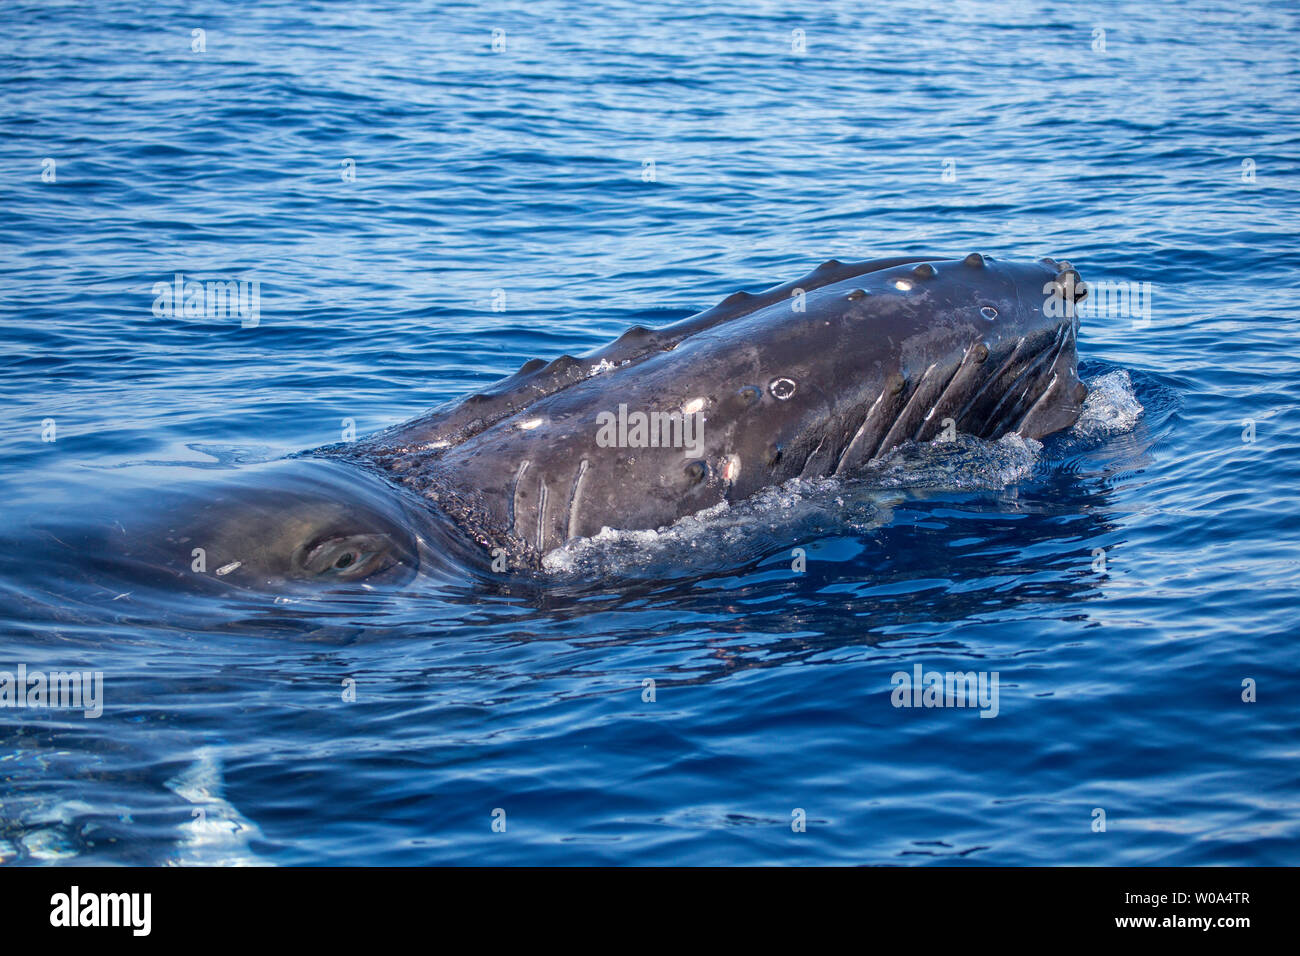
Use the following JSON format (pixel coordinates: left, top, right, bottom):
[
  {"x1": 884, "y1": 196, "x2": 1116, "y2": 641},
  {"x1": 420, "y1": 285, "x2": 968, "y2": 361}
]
[{"x1": 347, "y1": 256, "x2": 939, "y2": 463}]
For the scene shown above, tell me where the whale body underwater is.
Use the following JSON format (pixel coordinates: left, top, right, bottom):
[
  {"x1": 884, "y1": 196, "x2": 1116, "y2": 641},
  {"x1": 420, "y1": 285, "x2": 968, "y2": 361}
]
[{"x1": 119, "y1": 254, "x2": 1090, "y2": 587}]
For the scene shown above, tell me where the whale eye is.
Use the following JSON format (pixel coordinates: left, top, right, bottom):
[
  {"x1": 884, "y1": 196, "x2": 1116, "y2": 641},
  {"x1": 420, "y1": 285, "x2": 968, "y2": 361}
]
[
  {"x1": 299, "y1": 533, "x2": 398, "y2": 579},
  {"x1": 980, "y1": 306, "x2": 998, "y2": 321},
  {"x1": 684, "y1": 460, "x2": 708, "y2": 484}
]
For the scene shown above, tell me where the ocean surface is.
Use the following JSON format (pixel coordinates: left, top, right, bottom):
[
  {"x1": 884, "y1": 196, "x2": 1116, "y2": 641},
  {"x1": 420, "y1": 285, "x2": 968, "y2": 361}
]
[{"x1": 1, "y1": 0, "x2": 1297, "y2": 865}]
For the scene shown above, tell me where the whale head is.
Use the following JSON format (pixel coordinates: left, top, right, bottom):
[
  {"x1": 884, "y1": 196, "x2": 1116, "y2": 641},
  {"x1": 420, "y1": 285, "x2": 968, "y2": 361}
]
[
  {"x1": 347, "y1": 253, "x2": 1090, "y2": 566},
  {"x1": 87, "y1": 460, "x2": 426, "y2": 590}
]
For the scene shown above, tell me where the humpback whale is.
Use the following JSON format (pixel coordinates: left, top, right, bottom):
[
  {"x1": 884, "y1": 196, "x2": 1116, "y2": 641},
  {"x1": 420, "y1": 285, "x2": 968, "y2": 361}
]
[
  {"x1": 313, "y1": 253, "x2": 1090, "y2": 572},
  {"x1": 83, "y1": 253, "x2": 1086, "y2": 588}
]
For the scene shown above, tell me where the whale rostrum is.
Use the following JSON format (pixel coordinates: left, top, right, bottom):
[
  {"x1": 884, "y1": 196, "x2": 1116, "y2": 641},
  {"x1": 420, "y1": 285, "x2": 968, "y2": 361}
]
[{"x1": 327, "y1": 254, "x2": 1089, "y2": 567}]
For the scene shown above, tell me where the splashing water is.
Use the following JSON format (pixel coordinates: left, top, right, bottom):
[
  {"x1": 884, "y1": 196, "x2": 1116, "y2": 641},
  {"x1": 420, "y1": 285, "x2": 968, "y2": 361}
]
[{"x1": 1072, "y1": 370, "x2": 1145, "y2": 439}]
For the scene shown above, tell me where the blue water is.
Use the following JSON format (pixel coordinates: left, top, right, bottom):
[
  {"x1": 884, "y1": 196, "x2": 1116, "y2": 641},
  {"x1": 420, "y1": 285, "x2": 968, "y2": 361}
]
[{"x1": 2, "y1": 0, "x2": 1298, "y2": 865}]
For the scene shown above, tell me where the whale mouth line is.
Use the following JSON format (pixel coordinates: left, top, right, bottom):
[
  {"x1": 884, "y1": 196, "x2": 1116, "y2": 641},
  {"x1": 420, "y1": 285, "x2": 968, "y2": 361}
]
[
  {"x1": 982, "y1": 326, "x2": 1071, "y2": 437},
  {"x1": 829, "y1": 315, "x2": 1077, "y2": 481}
]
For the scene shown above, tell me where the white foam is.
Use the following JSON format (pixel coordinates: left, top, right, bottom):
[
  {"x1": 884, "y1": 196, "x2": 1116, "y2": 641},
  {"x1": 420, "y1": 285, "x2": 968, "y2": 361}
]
[
  {"x1": 865, "y1": 431, "x2": 1043, "y2": 491},
  {"x1": 1072, "y1": 370, "x2": 1144, "y2": 438},
  {"x1": 542, "y1": 477, "x2": 895, "y2": 574}
]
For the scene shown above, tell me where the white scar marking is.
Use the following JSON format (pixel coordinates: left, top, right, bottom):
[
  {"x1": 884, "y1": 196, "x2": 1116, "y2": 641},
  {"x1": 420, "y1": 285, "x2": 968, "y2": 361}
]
[
  {"x1": 215, "y1": 561, "x2": 241, "y2": 576},
  {"x1": 510, "y1": 460, "x2": 531, "y2": 537},
  {"x1": 517, "y1": 417, "x2": 544, "y2": 430},
  {"x1": 721, "y1": 454, "x2": 741, "y2": 483},
  {"x1": 682, "y1": 397, "x2": 705, "y2": 415},
  {"x1": 536, "y1": 482, "x2": 549, "y2": 551}
]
